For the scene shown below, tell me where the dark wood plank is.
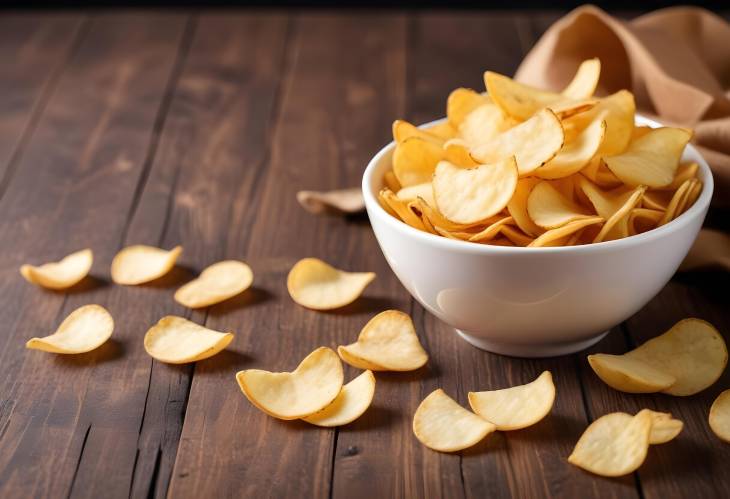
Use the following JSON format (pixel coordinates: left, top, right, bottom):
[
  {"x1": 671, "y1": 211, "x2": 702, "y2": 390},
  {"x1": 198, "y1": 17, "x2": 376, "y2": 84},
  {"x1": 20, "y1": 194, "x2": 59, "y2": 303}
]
[{"x1": 0, "y1": 13, "x2": 188, "y2": 498}]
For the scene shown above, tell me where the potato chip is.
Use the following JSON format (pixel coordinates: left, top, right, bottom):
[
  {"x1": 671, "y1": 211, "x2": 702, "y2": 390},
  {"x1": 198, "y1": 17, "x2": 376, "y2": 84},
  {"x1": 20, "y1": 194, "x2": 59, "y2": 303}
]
[
  {"x1": 468, "y1": 216, "x2": 514, "y2": 243},
  {"x1": 561, "y1": 58, "x2": 601, "y2": 99},
  {"x1": 527, "y1": 181, "x2": 593, "y2": 229},
  {"x1": 338, "y1": 310, "x2": 428, "y2": 371},
  {"x1": 528, "y1": 217, "x2": 604, "y2": 247},
  {"x1": 383, "y1": 170, "x2": 401, "y2": 192},
  {"x1": 447, "y1": 88, "x2": 488, "y2": 128},
  {"x1": 393, "y1": 119, "x2": 444, "y2": 145},
  {"x1": 645, "y1": 411, "x2": 683, "y2": 444},
  {"x1": 627, "y1": 318, "x2": 727, "y2": 396},
  {"x1": 303, "y1": 370, "x2": 375, "y2": 427},
  {"x1": 535, "y1": 118, "x2": 605, "y2": 179},
  {"x1": 443, "y1": 141, "x2": 479, "y2": 167},
  {"x1": 287, "y1": 258, "x2": 375, "y2": 311},
  {"x1": 236, "y1": 347, "x2": 343, "y2": 420},
  {"x1": 629, "y1": 208, "x2": 664, "y2": 235},
  {"x1": 660, "y1": 162, "x2": 698, "y2": 191},
  {"x1": 581, "y1": 156, "x2": 623, "y2": 187},
  {"x1": 709, "y1": 389, "x2": 730, "y2": 443},
  {"x1": 144, "y1": 316, "x2": 233, "y2": 364},
  {"x1": 415, "y1": 196, "x2": 493, "y2": 232},
  {"x1": 433, "y1": 158, "x2": 518, "y2": 225},
  {"x1": 507, "y1": 178, "x2": 544, "y2": 237},
  {"x1": 458, "y1": 100, "x2": 510, "y2": 146},
  {"x1": 568, "y1": 410, "x2": 653, "y2": 477},
  {"x1": 603, "y1": 127, "x2": 692, "y2": 188},
  {"x1": 593, "y1": 90, "x2": 636, "y2": 155},
  {"x1": 396, "y1": 182, "x2": 434, "y2": 206},
  {"x1": 111, "y1": 245, "x2": 182, "y2": 285},
  {"x1": 588, "y1": 353, "x2": 677, "y2": 393},
  {"x1": 20, "y1": 248, "x2": 93, "y2": 290},
  {"x1": 427, "y1": 121, "x2": 458, "y2": 140},
  {"x1": 393, "y1": 137, "x2": 444, "y2": 187},
  {"x1": 593, "y1": 186, "x2": 645, "y2": 243},
  {"x1": 468, "y1": 371, "x2": 555, "y2": 430},
  {"x1": 500, "y1": 225, "x2": 535, "y2": 246},
  {"x1": 470, "y1": 109, "x2": 564, "y2": 176},
  {"x1": 26, "y1": 304, "x2": 113, "y2": 354},
  {"x1": 296, "y1": 188, "x2": 365, "y2": 215},
  {"x1": 379, "y1": 188, "x2": 427, "y2": 231},
  {"x1": 413, "y1": 389, "x2": 496, "y2": 452},
  {"x1": 174, "y1": 260, "x2": 253, "y2": 309}
]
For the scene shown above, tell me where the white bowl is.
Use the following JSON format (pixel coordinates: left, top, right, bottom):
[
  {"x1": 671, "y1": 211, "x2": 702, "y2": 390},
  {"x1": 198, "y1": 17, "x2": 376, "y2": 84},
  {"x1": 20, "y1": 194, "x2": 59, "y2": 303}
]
[{"x1": 362, "y1": 116, "x2": 713, "y2": 358}]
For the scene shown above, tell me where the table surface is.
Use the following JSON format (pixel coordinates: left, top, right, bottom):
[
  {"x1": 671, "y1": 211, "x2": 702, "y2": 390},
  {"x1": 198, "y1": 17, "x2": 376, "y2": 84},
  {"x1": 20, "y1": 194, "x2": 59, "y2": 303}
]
[{"x1": 0, "y1": 9, "x2": 729, "y2": 499}]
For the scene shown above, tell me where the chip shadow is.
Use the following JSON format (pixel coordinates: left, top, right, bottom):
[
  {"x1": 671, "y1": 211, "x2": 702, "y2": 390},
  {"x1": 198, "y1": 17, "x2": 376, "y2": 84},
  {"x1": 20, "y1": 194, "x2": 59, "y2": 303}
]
[
  {"x1": 207, "y1": 287, "x2": 274, "y2": 316},
  {"x1": 139, "y1": 265, "x2": 195, "y2": 288},
  {"x1": 51, "y1": 338, "x2": 125, "y2": 367},
  {"x1": 43, "y1": 275, "x2": 108, "y2": 295},
  {"x1": 323, "y1": 296, "x2": 399, "y2": 316}
]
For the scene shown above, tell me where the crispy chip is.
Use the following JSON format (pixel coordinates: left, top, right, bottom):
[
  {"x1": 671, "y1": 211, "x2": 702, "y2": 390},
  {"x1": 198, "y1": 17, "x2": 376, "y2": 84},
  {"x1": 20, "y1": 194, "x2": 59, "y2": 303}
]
[
  {"x1": 562, "y1": 58, "x2": 601, "y2": 99},
  {"x1": 427, "y1": 121, "x2": 458, "y2": 140},
  {"x1": 20, "y1": 249, "x2": 93, "y2": 290},
  {"x1": 458, "y1": 100, "x2": 510, "y2": 146},
  {"x1": 26, "y1": 304, "x2": 113, "y2": 354},
  {"x1": 393, "y1": 137, "x2": 444, "y2": 187},
  {"x1": 709, "y1": 389, "x2": 730, "y2": 443},
  {"x1": 593, "y1": 90, "x2": 636, "y2": 155},
  {"x1": 657, "y1": 179, "x2": 693, "y2": 227},
  {"x1": 507, "y1": 178, "x2": 544, "y2": 237},
  {"x1": 444, "y1": 141, "x2": 480, "y2": 167},
  {"x1": 599, "y1": 410, "x2": 683, "y2": 445},
  {"x1": 660, "y1": 162, "x2": 699, "y2": 191},
  {"x1": 535, "y1": 118, "x2": 605, "y2": 179},
  {"x1": 447, "y1": 88, "x2": 488, "y2": 128},
  {"x1": 413, "y1": 389, "x2": 496, "y2": 452},
  {"x1": 468, "y1": 216, "x2": 514, "y2": 243},
  {"x1": 111, "y1": 245, "x2": 182, "y2": 285},
  {"x1": 287, "y1": 258, "x2": 375, "y2": 310},
  {"x1": 588, "y1": 353, "x2": 677, "y2": 393},
  {"x1": 500, "y1": 225, "x2": 536, "y2": 246},
  {"x1": 144, "y1": 316, "x2": 233, "y2": 364},
  {"x1": 379, "y1": 188, "x2": 427, "y2": 231},
  {"x1": 593, "y1": 186, "x2": 645, "y2": 243},
  {"x1": 383, "y1": 170, "x2": 401, "y2": 192},
  {"x1": 629, "y1": 208, "x2": 664, "y2": 235},
  {"x1": 174, "y1": 260, "x2": 253, "y2": 309},
  {"x1": 468, "y1": 371, "x2": 555, "y2": 430},
  {"x1": 338, "y1": 310, "x2": 428, "y2": 371},
  {"x1": 393, "y1": 119, "x2": 444, "y2": 145},
  {"x1": 527, "y1": 181, "x2": 593, "y2": 229},
  {"x1": 397, "y1": 182, "x2": 434, "y2": 206},
  {"x1": 568, "y1": 410, "x2": 653, "y2": 477},
  {"x1": 470, "y1": 109, "x2": 564, "y2": 176},
  {"x1": 296, "y1": 188, "x2": 365, "y2": 215},
  {"x1": 603, "y1": 127, "x2": 692, "y2": 188},
  {"x1": 528, "y1": 217, "x2": 604, "y2": 247},
  {"x1": 433, "y1": 159, "x2": 517, "y2": 225},
  {"x1": 236, "y1": 347, "x2": 343, "y2": 420},
  {"x1": 303, "y1": 370, "x2": 375, "y2": 427}
]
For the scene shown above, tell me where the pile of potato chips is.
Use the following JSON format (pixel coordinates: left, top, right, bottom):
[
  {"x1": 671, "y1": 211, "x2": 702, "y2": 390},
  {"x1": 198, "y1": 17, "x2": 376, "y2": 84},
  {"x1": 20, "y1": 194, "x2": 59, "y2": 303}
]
[{"x1": 381, "y1": 59, "x2": 702, "y2": 247}]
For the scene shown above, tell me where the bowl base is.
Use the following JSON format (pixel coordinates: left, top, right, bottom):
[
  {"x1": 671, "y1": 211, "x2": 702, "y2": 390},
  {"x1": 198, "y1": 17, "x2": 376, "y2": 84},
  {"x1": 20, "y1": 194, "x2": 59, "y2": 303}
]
[{"x1": 455, "y1": 329, "x2": 609, "y2": 358}]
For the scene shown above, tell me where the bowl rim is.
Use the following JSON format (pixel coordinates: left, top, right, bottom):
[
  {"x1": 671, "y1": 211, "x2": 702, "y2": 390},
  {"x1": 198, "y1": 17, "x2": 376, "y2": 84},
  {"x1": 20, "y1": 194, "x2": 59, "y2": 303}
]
[{"x1": 362, "y1": 115, "x2": 714, "y2": 255}]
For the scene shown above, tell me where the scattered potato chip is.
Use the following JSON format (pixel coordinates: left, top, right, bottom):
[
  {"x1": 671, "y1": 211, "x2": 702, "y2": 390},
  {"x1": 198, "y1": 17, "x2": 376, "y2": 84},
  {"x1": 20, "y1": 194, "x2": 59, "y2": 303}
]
[
  {"x1": 287, "y1": 258, "x2": 375, "y2": 310},
  {"x1": 393, "y1": 119, "x2": 444, "y2": 145},
  {"x1": 338, "y1": 310, "x2": 428, "y2": 371},
  {"x1": 528, "y1": 217, "x2": 604, "y2": 247},
  {"x1": 568, "y1": 410, "x2": 653, "y2": 477},
  {"x1": 303, "y1": 370, "x2": 375, "y2": 427},
  {"x1": 296, "y1": 188, "x2": 365, "y2": 215},
  {"x1": 603, "y1": 127, "x2": 692, "y2": 188},
  {"x1": 413, "y1": 389, "x2": 496, "y2": 452},
  {"x1": 111, "y1": 245, "x2": 182, "y2": 285},
  {"x1": 26, "y1": 304, "x2": 113, "y2": 354},
  {"x1": 237, "y1": 347, "x2": 343, "y2": 420},
  {"x1": 562, "y1": 58, "x2": 601, "y2": 99},
  {"x1": 468, "y1": 371, "x2": 555, "y2": 430},
  {"x1": 144, "y1": 316, "x2": 233, "y2": 364},
  {"x1": 470, "y1": 109, "x2": 564, "y2": 176},
  {"x1": 20, "y1": 248, "x2": 93, "y2": 290},
  {"x1": 645, "y1": 411, "x2": 684, "y2": 444},
  {"x1": 527, "y1": 181, "x2": 593, "y2": 229},
  {"x1": 433, "y1": 159, "x2": 518, "y2": 225},
  {"x1": 588, "y1": 353, "x2": 677, "y2": 393},
  {"x1": 174, "y1": 260, "x2": 253, "y2": 309},
  {"x1": 393, "y1": 137, "x2": 444, "y2": 187},
  {"x1": 709, "y1": 389, "x2": 730, "y2": 443}
]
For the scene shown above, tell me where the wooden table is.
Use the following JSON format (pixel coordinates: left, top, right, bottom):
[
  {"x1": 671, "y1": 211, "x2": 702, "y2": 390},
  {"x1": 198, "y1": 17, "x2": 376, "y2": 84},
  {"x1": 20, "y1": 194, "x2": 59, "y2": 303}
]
[{"x1": 0, "y1": 9, "x2": 728, "y2": 499}]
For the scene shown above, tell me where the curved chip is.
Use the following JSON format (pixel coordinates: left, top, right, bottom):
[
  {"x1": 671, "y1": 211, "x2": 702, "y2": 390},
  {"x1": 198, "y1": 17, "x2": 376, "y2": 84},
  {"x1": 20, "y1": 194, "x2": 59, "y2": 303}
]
[
  {"x1": 468, "y1": 371, "x2": 555, "y2": 430},
  {"x1": 528, "y1": 217, "x2": 604, "y2": 247},
  {"x1": 470, "y1": 109, "x2": 564, "y2": 176},
  {"x1": 111, "y1": 245, "x2": 182, "y2": 285},
  {"x1": 561, "y1": 58, "x2": 601, "y2": 99},
  {"x1": 396, "y1": 182, "x2": 434, "y2": 207},
  {"x1": 626, "y1": 318, "x2": 727, "y2": 396},
  {"x1": 507, "y1": 178, "x2": 544, "y2": 237},
  {"x1": 26, "y1": 304, "x2": 113, "y2": 354},
  {"x1": 603, "y1": 127, "x2": 692, "y2": 188},
  {"x1": 338, "y1": 310, "x2": 428, "y2": 372},
  {"x1": 535, "y1": 118, "x2": 605, "y2": 179},
  {"x1": 447, "y1": 88, "x2": 488, "y2": 128},
  {"x1": 287, "y1": 258, "x2": 375, "y2": 311},
  {"x1": 296, "y1": 188, "x2": 365, "y2": 215},
  {"x1": 629, "y1": 208, "x2": 664, "y2": 235},
  {"x1": 379, "y1": 188, "x2": 427, "y2": 231},
  {"x1": 709, "y1": 389, "x2": 730, "y2": 443},
  {"x1": 527, "y1": 181, "x2": 593, "y2": 229},
  {"x1": 594, "y1": 90, "x2": 636, "y2": 156},
  {"x1": 393, "y1": 119, "x2": 444, "y2": 145},
  {"x1": 433, "y1": 158, "x2": 518, "y2": 225},
  {"x1": 393, "y1": 137, "x2": 444, "y2": 187},
  {"x1": 596, "y1": 410, "x2": 683, "y2": 445},
  {"x1": 236, "y1": 347, "x2": 344, "y2": 420},
  {"x1": 593, "y1": 186, "x2": 645, "y2": 243},
  {"x1": 660, "y1": 162, "x2": 699, "y2": 191},
  {"x1": 568, "y1": 410, "x2": 653, "y2": 477},
  {"x1": 303, "y1": 370, "x2": 375, "y2": 427},
  {"x1": 458, "y1": 100, "x2": 510, "y2": 146},
  {"x1": 413, "y1": 389, "x2": 497, "y2": 452},
  {"x1": 468, "y1": 216, "x2": 514, "y2": 243},
  {"x1": 20, "y1": 248, "x2": 93, "y2": 290},
  {"x1": 587, "y1": 353, "x2": 677, "y2": 393},
  {"x1": 500, "y1": 225, "x2": 536, "y2": 247},
  {"x1": 144, "y1": 316, "x2": 234, "y2": 364},
  {"x1": 658, "y1": 179, "x2": 693, "y2": 227},
  {"x1": 174, "y1": 260, "x2": 253, "y2": 309}
]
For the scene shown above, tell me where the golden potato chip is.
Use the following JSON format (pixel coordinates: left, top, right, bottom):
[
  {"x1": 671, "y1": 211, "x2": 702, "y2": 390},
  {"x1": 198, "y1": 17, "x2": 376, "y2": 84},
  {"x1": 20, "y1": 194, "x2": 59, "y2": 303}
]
[
  {"x1": 581, "y1": 157, "x2": 623, "y2": 187},
  {"x1": 296, "y1": 188, "x2": 365, "y2": 215},
  {"x1": 433, "y1": 158, "x2": 518, "y2": 225},
  {"x1": 303, "y1": 370, "x2": 375, "y2": 427},
  {"x1": 383, "y1": 170, "x2": 401, "y2": 192},
  {"x1": 396, "y1": 182, "x2": 434, "y2": 206},
  {"x1": 593, "y1": 186, "x2": 645, "y2": 243},
  {"x1": 443, "y1": 141, "x2": 479, "y2": 167},
  {"x1": 500, "y1": 225, "x2": 535, "y2": 246},
  {"x1": 468, "y1": 216, "x2": 514, "y2": 243},
  {"x1": 632, "y1": 126, "x2": 653, "y2": 141},
  {"x1": 111, "y1": 245, "x2": 182, "y2": 285},
  {"x1": 587, "y1": 353, "x2": 677, "y2": 393},
  {"x1": 20, "y1": 248, "x2": 93, "y2": 290},
  {"x1": 561, "y1": 58, "x2": 601, "y2": 99},
  {"x1": 415, "y1": 196, "x2": 494, "y2": 232},
  {"x1": 413, "y1": 389, "x2": 496, "y2": 452},
  {"x1": 629, "y1": 208, "x2": 664, "y2": 235},
  {"x1": 393, "y1": 119, "x2": 444, "y2": 145},
  {"x1": 603, "y1": 127, "x2": 692, "y2": 188},
  {"x1": 468, "y1": 371, "x2": 555, "y2": 430},
  {"x1": 568, "y1": 410, "x2": 653, "y2": 477},
  {"x1": 447, "y1": 88, "x2": 488, "y2": 128},
  {"x1": 144, "y1": 316, "x2": 233, "y2": 364},
  {"x1": 287, "y1": 258, "x2": 375, "y2": 311},
  {"x1": 593, "y1": 90, "x2": 636, "y2": 155},
  {"x1": 626, "y1": 318, "x2": 727, "y2": 396},
  {"x1": 26, "y1": 304, "x2": 113, "y2": 354},
  {"x1": 174, "y1": 260, "x2": 253, "y2": 309},
  {"x1": 660, "y1": 162, "x2": 698, "y2": 191},
  {"x1": 470, "y1": 109, "x2": 564, "y2": 176},
  {"x1": 236, "y1": 347, "x2": 343, "y2": 420},
  {"x1": 535, "y1": 118, "x2": 605, "y2": 179},
  {"x1": 458, "y1": 100, "x2": 510, "y2": 146},
  {"x1": 379, "y1": 188, "x2": 427, "y2": 231},
  {"x1": 528, "y1": 217, "x2": 604, "y2": 247},
  {"x1": 393, "y1": 137, "x2": 444, "y2": 187},
  {"x1": 427, "y1": 121, "x2": 458, "y2": 140},
  {"x1": 338, "y1": 310, "x2": 428, "y2": 371},
  {"x1": 709, "y1": 389, "x2": 730, "y2": 443},
  {"x1": 527, "y1": 181, "x2": 593, "y2": 229},
  {"x1": 645, "y1": 411, "x2": 683, "y2": 444},
  {"x1": 507, "y1": 178, "x2": 544, "y2": 237}
]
